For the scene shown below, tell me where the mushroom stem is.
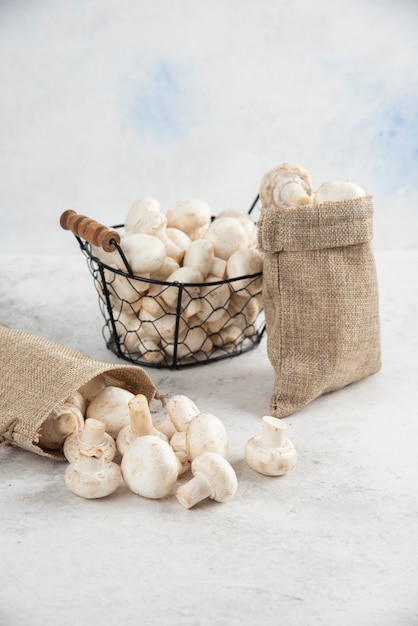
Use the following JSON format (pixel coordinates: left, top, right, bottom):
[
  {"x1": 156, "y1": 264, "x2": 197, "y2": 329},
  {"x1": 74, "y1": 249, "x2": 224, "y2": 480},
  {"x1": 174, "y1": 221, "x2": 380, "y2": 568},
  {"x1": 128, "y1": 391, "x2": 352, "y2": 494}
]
[
  {"x1": 80, "y1": 418, "x2": 108, "y2": 446},
  {"x1": 128, "y1": 394, "x2": 154, "y2": 438},
  {"x1": 259, "y1": 415, "x2": 287, "y2": 448},
  {"x1": 175, "y1": 452, "x2": 237, "y2": 509},
  {"x1": 63, "y1": 417, "x2": 116, "y2": 463},
  {"x1": 280, "y1": 181, "x2": 313, "y2": 205},
  {"x1": 175, "y1": 472, "x2": 212, "y2": 509}
]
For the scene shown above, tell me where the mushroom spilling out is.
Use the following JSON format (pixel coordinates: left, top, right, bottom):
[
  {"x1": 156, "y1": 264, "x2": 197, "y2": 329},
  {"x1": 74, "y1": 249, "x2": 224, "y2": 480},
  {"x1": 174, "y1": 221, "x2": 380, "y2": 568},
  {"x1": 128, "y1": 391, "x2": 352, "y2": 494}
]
[
  {"x1": 121, "y1": 435, "x2": 180, "y2": 499},
  {"x1": 58, "y1": 384, "x2": 300, "y2": 509},
  {"x1": 64, "y1": 417, "x2": 116, "y2": 463},
  {"x1": 65, "y1": 447, "x2": 122, "y2": 499},
  {"x1": 37, "y1": 401, "x2": 84, "y2": 451},
  {"x1": 116, "y1": 393, "x2": 167, "y2": 456}
]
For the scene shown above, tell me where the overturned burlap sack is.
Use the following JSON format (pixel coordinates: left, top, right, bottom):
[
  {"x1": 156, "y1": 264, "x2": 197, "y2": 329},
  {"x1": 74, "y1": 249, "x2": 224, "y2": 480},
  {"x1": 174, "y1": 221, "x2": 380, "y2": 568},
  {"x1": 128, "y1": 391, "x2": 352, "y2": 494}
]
[
  {"x1": 258, "y1": 195, "x2": 381, "y2": 417},
  {"x1": 0, "y1": 325, "x2": 157, "y2": 460}
]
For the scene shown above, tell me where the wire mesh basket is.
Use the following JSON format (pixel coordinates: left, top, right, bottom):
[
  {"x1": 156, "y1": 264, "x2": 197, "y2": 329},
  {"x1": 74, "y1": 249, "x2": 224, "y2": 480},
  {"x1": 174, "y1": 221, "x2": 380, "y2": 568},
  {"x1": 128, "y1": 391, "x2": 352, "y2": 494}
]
[{"x1": 60, "y1": 196, "x2": 265, "y2": 369}]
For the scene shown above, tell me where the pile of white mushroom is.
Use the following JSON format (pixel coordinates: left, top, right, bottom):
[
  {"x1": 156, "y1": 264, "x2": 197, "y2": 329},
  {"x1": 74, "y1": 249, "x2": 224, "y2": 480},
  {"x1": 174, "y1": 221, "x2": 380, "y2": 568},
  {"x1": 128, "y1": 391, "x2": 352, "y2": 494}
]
[
  {"x1": 259, "y1": 162, "x2": 367, "y2": 208},
  {"x1": 91, "y1": 198, "x2": 264, "y2": 365},
  {"x1": 37, "y1": 375, "x2": 297, "y2": 507}
]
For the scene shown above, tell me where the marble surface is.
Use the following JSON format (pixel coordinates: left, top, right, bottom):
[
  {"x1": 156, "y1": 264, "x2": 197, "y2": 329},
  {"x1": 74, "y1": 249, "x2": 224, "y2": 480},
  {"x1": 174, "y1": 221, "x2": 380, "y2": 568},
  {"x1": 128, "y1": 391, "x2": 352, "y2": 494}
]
[{"x1": 1, "y1": 251, "x2": 417, "y2": 626}]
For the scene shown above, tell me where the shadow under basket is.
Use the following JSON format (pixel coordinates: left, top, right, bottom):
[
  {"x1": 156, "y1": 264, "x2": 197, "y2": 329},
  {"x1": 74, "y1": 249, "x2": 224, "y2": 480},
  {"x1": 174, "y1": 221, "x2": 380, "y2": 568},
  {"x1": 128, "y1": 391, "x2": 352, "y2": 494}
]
[{"x1": 60, "y1": 198, "x2": 266, "y2": 369}]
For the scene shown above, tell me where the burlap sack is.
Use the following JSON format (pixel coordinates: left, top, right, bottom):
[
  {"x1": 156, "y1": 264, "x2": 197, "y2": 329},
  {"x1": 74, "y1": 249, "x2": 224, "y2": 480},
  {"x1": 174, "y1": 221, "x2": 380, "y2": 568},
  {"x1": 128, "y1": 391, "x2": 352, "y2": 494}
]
[
  {"x1": 257, "y1": 195, "x2": 381, "y2": 417},
  {"x1": 0, "y1": 325, "x2": 157, "y2": 460}
]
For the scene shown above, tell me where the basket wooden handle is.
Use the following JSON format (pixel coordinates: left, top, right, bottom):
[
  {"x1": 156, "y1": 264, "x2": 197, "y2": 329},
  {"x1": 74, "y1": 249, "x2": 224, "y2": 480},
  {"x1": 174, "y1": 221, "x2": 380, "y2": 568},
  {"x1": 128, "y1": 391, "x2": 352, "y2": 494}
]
[{"x1": 60, "y1": 210, "x2": 121, "y2": 252}]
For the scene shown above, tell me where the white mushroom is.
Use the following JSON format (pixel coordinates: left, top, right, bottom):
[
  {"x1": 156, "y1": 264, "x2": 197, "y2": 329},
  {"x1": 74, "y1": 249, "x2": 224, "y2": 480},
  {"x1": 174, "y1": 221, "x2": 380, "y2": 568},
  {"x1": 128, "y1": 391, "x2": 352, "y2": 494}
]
[
  {"x1": 127, "y1": 210, "x2": 167, "y2": 237},
  {"x1": 160, "y1": 266, "x2": 204, "y2": 312},
  {"x1": 143, "y1": 226, "x2": 191, "y2": 265},
  {"x1": 86, "y1": 385, "x2": 135, "y2": 440},
  {"x1": 63, "y1": 417, "x2": 116, "y2": 463},
  {"x1": 65, "y1": 447, "x2": 122, "y2": 499},
  {"x1": 170, "y1": 412, "x2": 229, "y2": 462},
  {"x1": 62, "y1": 390, "x2": 86, "y2": 417},
  {"x1": 37, "y1": 403, "x2": 84, "y2": 451},
  {"x1": 139, "y1": 338, "x2": 165, "y2": 365},
  {"x1": 114, "y1": 311, "x2": 142, "y2": 354},
  {"x1": 204, "y1": 217, "x2": 249, "y2": 260},
  {"x1": 175, "y1": 451, "x2": 237, "y2": 509},
  {"x1": 259, "y1": 162, "x2": 313, "y2": 207},
  {"x1": 162, "y1": 324, "x2": 213, "y2": 360},
  {"x1": 245, "y1": 415, "x2": 297, "y2": 476},
  {"x1": 226, "y1": 249, "x2": 263, "y2": 296},
  {"x1": 116, "y1": 394, "x2": 167, "y2": 456},
  {"x1": 90, "y1": 245, "x2": 125, "y2": 271},
  {"x1": 149, "y1": 256, "x2": 180, "y2": 282},
  {"x1": 183, "y1": 239, "x2": 215, "y2": 279},
  {"x1": 194, "y1": 276, "x2": 231, "y2": 323},
  {"x1": 210, "y1": 256, "x2": 227, "y2": 279},
  {"x1": 120, "y1": 233, "x2": 167, "y2": 275},
  {"x1": 140, "y1": 294, "x2": 172, "y2": 318},
  {"x1": 205, "y1": 310, "x2": 232, "y2": 335},
  {"x1": 124, "y1": 197, "x2": 161, "y2": 234},
  {"x1": 121, "y1": 435, "x2": 179, "y2": 499},
  {"x1": 314, "y1": 180, "x2": 366, "y2": 204},
  {"x1": 138, "y1": 306, "x2": 181, "y2": 344},
  {"x1": 165, "y1": 394, "x2": 201, "y2": 432},
  {"x1": 153, "y1": 417, "x2": 177, "y2": 440},
  {"x1": 210, "y1": 323, "x2": 243, "y2": 349},
  {"x1": 216, "y1": 209, "x2": 257, "y2": 247},
  {"x1": 106, "y1": 274, "x2": 147, "y2": 315},
  {"x1": 228, "y1": 291, "x2": 262, "y2": 326},
  {"x1": 166, "y1": 199, "x2": 211, "y2": 237}
]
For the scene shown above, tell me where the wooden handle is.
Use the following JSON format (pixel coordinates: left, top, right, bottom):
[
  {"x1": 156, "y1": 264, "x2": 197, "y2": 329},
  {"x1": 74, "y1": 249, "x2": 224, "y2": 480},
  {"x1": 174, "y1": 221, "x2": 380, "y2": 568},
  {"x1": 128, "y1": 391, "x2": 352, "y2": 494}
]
[{"x1": 60, "y1": 210, "x2": 121, "y2": 252}]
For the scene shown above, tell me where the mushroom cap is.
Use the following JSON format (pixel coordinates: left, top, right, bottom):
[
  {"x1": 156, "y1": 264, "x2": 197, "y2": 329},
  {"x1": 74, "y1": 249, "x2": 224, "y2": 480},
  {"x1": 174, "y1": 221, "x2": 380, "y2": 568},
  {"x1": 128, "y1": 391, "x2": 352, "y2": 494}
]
[
  {"x1": 226, "y1": 248, "x2": 263, "y2": 296},
  {"x1": 120, "y1": 233, "x2": 167, "y2": 274},
  {"x1": 186, "y1": 412, "x2": 229, "y2": 459},
  {"x1": 195, "y1": 277, "x2": 231, "y2": 323},
  {"x1": 128, "y1": 211, "x2": 167, "y2": 236},
  {"x1": 65, "y1": 458, "x2": 122, "y2": 499},
  {"x1": 191, "y1": 452, "x2": 237, "y2": 502},
  {"x1": 259, "y1": 162, "x2": 313, "y2": 208},
  {"x1": 244, "y1": 435, "x2": 297, "y2": 476},
  {"x1": 166, "y1": 394, "x2": 201, "y2": 431},
  {"x1": 125, "y1": 197, "x2": 160, "y2": 233},
  {"x1": 183, "y1": 238, "x2": 215, "y2": 278},
  {"x1": 204, "y1": 217, "x2": 248, "y2": 260},
  {"x1": 121, "y1": 435, "x2": 179, "y2": 499},
  {"x1": 314, "y1": 180, "x2": 366, "y2": 204},
  {"x1": 166, "y1": 198, "x2": 211, "y2": 233},
  {"x1": 86, "y1": 385, "x2": 134, "y2": 440}
]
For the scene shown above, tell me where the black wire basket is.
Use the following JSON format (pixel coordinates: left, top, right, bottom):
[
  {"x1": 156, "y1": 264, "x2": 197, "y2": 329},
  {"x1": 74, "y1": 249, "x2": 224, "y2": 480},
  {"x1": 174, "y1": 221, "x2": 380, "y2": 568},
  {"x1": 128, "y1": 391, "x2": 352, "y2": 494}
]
[{"x1": 60, "y1": 196, "x2": 265, "y2": 369}]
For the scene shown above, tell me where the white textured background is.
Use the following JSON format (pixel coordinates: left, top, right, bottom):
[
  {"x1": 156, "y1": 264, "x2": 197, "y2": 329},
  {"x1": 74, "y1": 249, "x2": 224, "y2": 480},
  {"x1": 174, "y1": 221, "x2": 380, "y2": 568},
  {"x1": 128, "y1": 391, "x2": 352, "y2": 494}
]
[{"x1": 1, "y1": 0, "x2": 417, "y2": 253}]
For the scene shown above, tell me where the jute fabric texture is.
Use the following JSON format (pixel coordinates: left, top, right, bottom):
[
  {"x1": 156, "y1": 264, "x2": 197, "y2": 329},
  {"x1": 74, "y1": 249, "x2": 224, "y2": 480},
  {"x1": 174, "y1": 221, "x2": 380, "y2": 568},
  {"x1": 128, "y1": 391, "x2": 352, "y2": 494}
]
[
  {"x1": 257, "y1": 196, "x2": 381, "y2": 418},
  {"x1": 0, "y1": 326, "x2": 157, "y2": 460}
]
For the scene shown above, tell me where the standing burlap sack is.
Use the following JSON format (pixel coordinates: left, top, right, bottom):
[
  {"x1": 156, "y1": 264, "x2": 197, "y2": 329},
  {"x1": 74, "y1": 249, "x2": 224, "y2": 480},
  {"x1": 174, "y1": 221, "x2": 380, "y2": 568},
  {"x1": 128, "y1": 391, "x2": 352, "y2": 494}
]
[
  {"x1": 0, "y1": 325, "x2": 157, "y2": 461},
  {"x1": 257, "y1": 195, "x2": 381, "y2": 417}
]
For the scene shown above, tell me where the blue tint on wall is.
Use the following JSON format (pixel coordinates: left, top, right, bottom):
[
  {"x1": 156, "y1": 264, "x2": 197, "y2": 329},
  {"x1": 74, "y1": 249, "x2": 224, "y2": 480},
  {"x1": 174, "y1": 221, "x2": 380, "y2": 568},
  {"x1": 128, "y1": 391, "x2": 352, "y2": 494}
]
[
  {"x1": 375, "y1": 103, "x2": 418, "y2": 192},
  {"x1": 122, "y1": 58, "x2": 207, "y2": 145}
]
